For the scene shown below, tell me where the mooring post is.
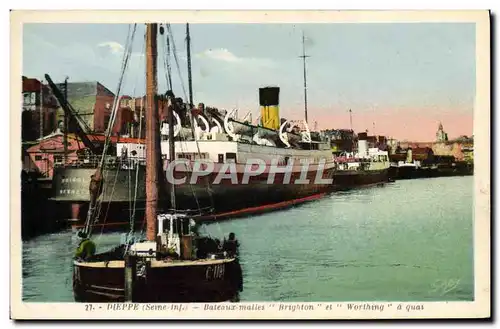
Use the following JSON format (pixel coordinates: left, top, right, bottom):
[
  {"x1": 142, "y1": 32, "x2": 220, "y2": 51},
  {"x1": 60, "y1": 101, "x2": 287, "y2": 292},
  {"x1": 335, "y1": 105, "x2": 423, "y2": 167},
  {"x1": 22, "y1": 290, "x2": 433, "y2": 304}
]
[{"x1": 124, "y1": 253, "x2": 136, "y2": 302}]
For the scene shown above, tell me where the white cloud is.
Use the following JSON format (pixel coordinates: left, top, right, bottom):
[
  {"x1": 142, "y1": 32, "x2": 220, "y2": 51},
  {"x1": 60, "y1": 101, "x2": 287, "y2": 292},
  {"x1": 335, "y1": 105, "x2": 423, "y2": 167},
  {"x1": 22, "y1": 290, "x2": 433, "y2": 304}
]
[
  {"x1": 200, "y1": 48, "x2": 241, "y2": 62},
  {"x1": 196, "y1": 48, "x2": 274, "y2": 68},
  {"x1": 97, "y1": 41, "x2": 124, "y2": 55}
]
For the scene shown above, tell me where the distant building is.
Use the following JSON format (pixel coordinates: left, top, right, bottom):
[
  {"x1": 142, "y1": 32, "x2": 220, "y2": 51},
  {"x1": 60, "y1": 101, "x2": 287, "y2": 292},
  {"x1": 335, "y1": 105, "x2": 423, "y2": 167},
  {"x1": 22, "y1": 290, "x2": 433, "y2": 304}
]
[
  {"x1": 321, "y1": 128, "x2": 389, "y2": 155},
  {"x1": 22, "y1": 77, "x2": 126, "y2": 141},
  {"x1": 54, "y1": 81, "x2": 116, "y2": 134},
  {"x1": 321, "y1": 129, "x2": 355, "y2": 153},
  {"x1": 386, "y1": 138, "x2": 399, "y2": 154},
  {"x1": 410, "y1": 147, "x2": 435, "y2": 163},
  {"x1": 436, "y1": 122, "x2": 448, "y2": 142},
  {"x1": 396, "y1": 133, "x2": 473, "y2": 163},
  {"x1": 21, "y1": 76, "x2": 59, "y2": 142}
]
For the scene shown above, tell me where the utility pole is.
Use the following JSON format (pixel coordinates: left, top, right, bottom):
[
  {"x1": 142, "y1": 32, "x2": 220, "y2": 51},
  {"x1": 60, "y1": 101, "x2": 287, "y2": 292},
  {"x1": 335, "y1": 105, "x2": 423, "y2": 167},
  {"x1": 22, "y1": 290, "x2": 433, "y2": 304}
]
[{"x1": 299, "y1": 32, "x2": 310, "y2": 124}]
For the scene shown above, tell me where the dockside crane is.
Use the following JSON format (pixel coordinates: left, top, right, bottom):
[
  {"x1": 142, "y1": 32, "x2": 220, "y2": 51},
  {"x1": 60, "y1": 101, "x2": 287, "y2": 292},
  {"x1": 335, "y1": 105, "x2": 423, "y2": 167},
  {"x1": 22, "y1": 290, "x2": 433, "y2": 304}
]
[{"x1": 44, "y1": 74, "x2": 105, "y2": 155}]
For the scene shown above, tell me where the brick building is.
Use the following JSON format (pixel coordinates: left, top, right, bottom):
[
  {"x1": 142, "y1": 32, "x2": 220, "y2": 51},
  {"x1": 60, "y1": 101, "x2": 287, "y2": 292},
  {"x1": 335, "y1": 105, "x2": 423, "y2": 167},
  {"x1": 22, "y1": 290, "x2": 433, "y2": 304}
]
[
  {"x1": 21, "y1": 76, "x2": 59, "y2": 141},
  {"x1": 54, "y1": 81, "x2": 116, "y2": 133}
]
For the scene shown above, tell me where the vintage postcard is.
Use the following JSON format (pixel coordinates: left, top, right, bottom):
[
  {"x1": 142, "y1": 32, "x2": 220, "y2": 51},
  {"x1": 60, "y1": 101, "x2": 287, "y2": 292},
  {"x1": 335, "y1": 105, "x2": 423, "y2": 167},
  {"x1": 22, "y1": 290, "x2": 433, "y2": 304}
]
[{"x1": 10, "y1": 10, "x2": 490, "y2": 320}]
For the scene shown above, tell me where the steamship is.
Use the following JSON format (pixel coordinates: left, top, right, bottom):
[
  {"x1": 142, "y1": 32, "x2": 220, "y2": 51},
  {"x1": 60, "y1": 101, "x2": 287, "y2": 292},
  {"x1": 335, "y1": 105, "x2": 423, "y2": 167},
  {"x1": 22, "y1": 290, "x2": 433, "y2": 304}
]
[
  {"x1": 51, "y1": 87, "x2": 336, "y2": 230},
  {"x1": 327, "y1": 130, "x2": 391, "y2": 189}
]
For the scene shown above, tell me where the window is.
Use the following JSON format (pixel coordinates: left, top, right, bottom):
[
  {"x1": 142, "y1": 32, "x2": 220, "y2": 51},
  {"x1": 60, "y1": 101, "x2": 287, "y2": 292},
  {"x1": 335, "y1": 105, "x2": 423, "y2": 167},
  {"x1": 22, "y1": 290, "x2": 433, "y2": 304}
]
[
  {"x1": 104, "y1": 115, "x2": 110, "y2": 130},
  {"x1": 35, "y1": 155, "x2": 42, "y2": 161},
  {"x1": 23, "y1": 93, "x2": 30, "y2": 105},
  {"x1": 48, "y1": 112, "x2": 56, "y2": 132},
  {"x1": 181, "y1": 218, "x2": 190, "y2": 236},
  {"x1": 225, "y1": 153, "x2": 237, "y2": 163},
  {"x1": 218, "y1": 154, "x2": 224, "y2": 163},
  {"x1": 54, "y1": 155, "x2": 63, "y2": 164}
]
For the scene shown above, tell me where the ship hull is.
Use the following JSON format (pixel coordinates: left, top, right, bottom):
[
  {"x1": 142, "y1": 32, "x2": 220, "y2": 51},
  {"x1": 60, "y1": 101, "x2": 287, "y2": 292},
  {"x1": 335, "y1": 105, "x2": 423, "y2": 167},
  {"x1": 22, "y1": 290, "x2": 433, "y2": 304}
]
[
  {"x1": 50, "y1": 164, "x2": 335, "y2": 231},
  {"x1": 389, "y1": 162, "x2": 473, "y2": 180},
  {"x1": 21, "y1": 172, "x2": 62, "y2": 238},
  {"x1": 73, "y1": 257, "x2": 243, "y2": 303},
  {"x1": 331, "y1": 168, "x2": 390, "y2": 190}
]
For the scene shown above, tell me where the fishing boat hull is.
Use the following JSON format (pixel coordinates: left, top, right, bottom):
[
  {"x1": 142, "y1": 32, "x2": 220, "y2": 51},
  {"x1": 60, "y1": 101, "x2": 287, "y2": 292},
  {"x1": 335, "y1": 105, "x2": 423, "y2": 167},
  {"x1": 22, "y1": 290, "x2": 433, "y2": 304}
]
[{"x1": 73, "y1": 257, "x2": 243, "y2": 303}]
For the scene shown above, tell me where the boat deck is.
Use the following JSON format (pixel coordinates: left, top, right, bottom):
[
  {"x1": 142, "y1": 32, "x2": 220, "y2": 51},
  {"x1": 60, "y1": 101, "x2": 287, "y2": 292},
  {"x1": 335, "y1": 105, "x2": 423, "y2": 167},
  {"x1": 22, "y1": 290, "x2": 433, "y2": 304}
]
[{"x1": 74, "y1": 257, "x2": 236, "y2": 268}]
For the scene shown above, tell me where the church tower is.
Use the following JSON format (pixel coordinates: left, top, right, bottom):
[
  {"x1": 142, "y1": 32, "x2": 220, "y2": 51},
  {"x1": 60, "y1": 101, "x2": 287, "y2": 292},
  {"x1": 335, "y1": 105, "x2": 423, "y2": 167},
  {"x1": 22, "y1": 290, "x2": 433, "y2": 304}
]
[{"x1": 436, "y1": 122, "x2": 448, "y2": 142}]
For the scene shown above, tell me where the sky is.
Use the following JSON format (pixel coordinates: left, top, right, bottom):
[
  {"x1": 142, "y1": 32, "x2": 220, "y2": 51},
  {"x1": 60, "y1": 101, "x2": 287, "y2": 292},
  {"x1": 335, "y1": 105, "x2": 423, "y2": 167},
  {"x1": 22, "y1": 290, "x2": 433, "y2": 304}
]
[{"x1": 22, "y1": 23, "x2": 475, "y2": 141}]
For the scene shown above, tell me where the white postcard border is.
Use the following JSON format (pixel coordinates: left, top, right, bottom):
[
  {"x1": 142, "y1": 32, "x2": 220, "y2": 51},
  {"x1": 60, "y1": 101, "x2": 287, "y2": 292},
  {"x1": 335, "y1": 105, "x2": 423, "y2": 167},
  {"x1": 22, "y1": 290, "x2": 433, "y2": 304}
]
[{"x1": 9, "y1": 9, "x2": 491, "y2": 320}]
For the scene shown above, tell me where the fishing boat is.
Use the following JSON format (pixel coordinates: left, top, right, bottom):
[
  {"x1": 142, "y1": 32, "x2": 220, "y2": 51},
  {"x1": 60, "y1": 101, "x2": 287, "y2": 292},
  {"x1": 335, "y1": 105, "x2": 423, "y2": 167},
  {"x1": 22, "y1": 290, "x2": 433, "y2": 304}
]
[
  {"x1": 50, "y1": 25, "x2": 336, "y2": 230},
  {"x1": 72, "y1": 23, "x2": 243, "y2": 303}
]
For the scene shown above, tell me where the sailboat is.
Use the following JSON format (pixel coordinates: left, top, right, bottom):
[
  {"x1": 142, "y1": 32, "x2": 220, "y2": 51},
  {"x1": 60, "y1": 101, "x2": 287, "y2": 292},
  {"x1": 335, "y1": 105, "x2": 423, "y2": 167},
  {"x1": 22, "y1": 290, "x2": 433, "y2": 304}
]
[{"x1": 72, "y1": 23, "x2": 243, "y2": 303}]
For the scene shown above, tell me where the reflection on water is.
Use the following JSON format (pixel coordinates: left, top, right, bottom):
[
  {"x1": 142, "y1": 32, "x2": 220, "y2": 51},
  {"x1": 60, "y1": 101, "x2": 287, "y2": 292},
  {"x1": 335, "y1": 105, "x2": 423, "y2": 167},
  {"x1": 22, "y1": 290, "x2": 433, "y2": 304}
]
[{"x1": 23, "y1": 176, "x2": 474, "y2": 302}]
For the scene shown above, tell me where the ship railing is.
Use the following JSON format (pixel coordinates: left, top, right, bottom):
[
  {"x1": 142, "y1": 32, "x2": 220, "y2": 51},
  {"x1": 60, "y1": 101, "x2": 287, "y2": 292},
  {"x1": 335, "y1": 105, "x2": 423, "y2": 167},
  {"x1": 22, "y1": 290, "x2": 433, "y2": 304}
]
[{"x1": 53, "y1": 154, "x2": 148, "y2": 170}]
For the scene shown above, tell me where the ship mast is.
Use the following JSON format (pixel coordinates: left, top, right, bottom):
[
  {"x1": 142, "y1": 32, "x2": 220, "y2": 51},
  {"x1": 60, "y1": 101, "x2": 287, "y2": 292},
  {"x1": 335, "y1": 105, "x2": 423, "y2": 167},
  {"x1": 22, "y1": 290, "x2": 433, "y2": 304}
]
[
  {"x1": 186, "y1": 23, "x2": 194, "y2": 109},
  {"x1": 299, "y1": 32, "x2": 310, "y2": 123},
  {"x1": 186, "y1": 23, "x2": 196, "y2": 141},
  {"x1": 166, "y1": 31, "x2": 173, "y2": 90},
  {"x1": 63, "y1": 77, "x2": 69, "y2": 164},
  {"x1": 39, "y1": 80, "x2": 43, "y2": 139},
  {"x1": 349, "y1": 109, "x2": 353, "y2": 132},
  {"x1": 145, "y1": 23, "x2": 160, "y2": 241}
]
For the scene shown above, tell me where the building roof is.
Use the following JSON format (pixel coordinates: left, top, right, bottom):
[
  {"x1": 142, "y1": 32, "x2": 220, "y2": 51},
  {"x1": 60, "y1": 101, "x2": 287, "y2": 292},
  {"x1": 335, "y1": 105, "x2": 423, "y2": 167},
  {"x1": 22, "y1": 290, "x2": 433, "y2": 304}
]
[
  {"x1": 411, "y1": 147, "x2": 433, "y2": 154},
  {"x1": 26, "y1": 132, "x2": 145, "y2": 153},
  {"x1": 389, "y1": 154, "x2": 407, "y2": 161},
  {"x1": 22, "y1": 77, "x2": 42, "y2": 92}
]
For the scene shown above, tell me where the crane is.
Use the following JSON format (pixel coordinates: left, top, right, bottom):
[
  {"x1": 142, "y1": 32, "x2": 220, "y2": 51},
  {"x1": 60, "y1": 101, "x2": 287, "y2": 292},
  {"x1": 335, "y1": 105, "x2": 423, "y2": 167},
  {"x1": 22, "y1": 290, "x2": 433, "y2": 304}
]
[{"x1": 44, "y1": 74, "x2": 104, "y2": 155}]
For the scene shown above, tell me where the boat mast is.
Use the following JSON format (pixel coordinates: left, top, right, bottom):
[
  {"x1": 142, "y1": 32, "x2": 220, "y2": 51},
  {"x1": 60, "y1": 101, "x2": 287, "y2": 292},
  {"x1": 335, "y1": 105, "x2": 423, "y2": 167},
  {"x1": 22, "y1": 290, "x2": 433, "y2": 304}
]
[
  {"x1": 349, "y1": 109, "x2": 353, "y2": 132},
  {"x1": 185, "y1": 23, "x2": 197, "y2": 141},
  {"x1": 186, "y1": 23, "x2": 194, "y2": 109},
  {"x1": 299, "y1": 32, "x2": 310, "y2": 123},
  {"x1": 63, "y1": 77, "x2": 69, "y2": 164},
  {"x1": 165, "y1": 25, "x2": 177, "y2": 212},
  {"x1": 39, "y1": 80, "x2": 43, "y2": 139},
  {"x1": 168, "y1": 91, "x2": 176, "y2": 212},
  {"x1": 166, "y1": 31, "x2": 173, "y2": 90},
  {"x1": 145, "y1": 23, "x2": 160, "y2": 241}
]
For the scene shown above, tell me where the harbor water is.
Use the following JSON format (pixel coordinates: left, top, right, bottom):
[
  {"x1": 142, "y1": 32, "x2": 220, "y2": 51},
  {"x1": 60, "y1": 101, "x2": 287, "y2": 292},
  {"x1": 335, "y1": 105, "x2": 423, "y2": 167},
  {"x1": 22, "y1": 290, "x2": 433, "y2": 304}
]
[{"x1": 22, "y1": 176, "x2": 474, "y2": 302}]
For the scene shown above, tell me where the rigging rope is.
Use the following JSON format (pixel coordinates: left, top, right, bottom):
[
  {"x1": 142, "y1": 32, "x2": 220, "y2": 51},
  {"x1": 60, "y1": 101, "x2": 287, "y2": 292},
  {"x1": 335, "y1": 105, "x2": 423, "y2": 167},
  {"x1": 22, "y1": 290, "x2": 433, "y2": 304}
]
[
  {"x1": 166, "y1": 24, "x2": 188, "y2": 101},
  {"x1": 161, "y1": 27, "x2": 173, "y2": 91},
  {"x1": 158, "y1": 24, "x2": 222, "y2": 242},
  {"x1": 83, "y1": 23, "x2": 137, "y2": 238},
  {"x1": 165, "y1": 24, "x2": 217, "y2": 214},
  {"x1": 124, "y1": 27, "x2": 147, "y2": 241}
]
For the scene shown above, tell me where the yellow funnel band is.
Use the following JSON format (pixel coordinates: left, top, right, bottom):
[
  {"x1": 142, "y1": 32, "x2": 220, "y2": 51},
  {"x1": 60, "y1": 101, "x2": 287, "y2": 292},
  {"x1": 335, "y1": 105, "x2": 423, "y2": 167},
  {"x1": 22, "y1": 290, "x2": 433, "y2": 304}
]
[{"x1": 260, "y1": 105, "x2": 280, "y2": 130}]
